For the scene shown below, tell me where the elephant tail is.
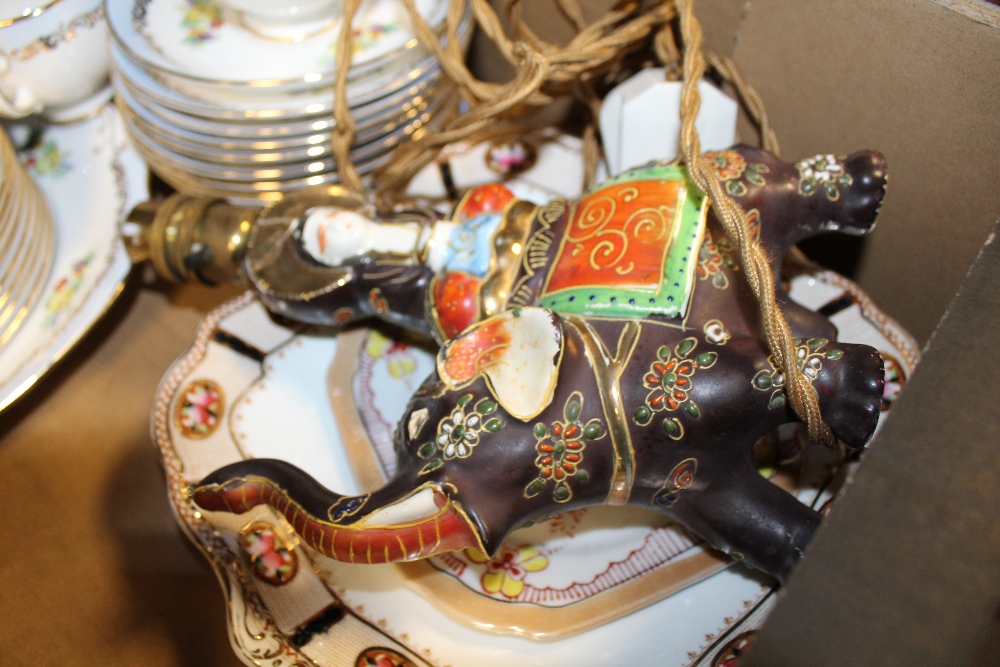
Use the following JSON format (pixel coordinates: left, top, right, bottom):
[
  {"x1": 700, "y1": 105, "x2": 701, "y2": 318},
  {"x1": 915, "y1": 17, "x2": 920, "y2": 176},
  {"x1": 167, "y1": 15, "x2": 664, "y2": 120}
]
[{"x1": 191, "y1": 459, "x2": 483, "y2": 563}]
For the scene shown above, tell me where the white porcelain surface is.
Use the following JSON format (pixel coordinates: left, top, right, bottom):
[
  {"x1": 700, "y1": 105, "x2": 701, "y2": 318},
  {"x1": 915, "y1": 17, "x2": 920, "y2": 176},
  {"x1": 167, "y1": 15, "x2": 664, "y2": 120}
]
[
  {"x1": 107, "y1": 0, "x2": 446, "y2": 85},
  {"x1": 220, "y1": 0, "x2": 340, "y2": 40},
  {"x1": 0, "y1": 103, "x2": 148, "y2": 411},
  {"x1": 153, "y1": 136, "x2": 921, "y2": 665},
  {"x1": 600, "y1": 72, "x2": 738, "y2": 175},
  {"x1": 0, "y1": 0, "x2": 109, "y2": 119},
  {"x1": 109, "y1": 36, "x2": 450, "y2": 121}
]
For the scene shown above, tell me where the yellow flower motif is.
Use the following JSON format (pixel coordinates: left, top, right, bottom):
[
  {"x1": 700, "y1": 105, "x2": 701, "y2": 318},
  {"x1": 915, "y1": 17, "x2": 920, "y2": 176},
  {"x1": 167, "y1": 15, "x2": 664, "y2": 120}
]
[
  {"x1": 365, "y1": 329, "x2": 392, "y2": 358},
  {"x1": 365, "y1": 330, "x2": 416, "y2": 379},
  {"x1": 465, "y1": 545, "x2": 548, "y2": 599}
]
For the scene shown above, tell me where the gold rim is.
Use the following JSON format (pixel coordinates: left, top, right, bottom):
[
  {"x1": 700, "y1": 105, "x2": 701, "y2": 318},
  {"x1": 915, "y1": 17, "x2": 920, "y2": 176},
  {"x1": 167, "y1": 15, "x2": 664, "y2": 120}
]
[
  {"x1": 234, "y1": 11, "x2": 336, "y2": 43},
  {"x1": 0, "y1": 0, "x2": 66, "y2": 28}
]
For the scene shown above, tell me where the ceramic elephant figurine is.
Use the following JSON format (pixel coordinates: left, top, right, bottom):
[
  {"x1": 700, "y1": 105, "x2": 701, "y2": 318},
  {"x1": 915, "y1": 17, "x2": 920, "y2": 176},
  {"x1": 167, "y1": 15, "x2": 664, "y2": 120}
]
[{"x1": 192, "y1": 146, "x2": 888, "y2": 583}]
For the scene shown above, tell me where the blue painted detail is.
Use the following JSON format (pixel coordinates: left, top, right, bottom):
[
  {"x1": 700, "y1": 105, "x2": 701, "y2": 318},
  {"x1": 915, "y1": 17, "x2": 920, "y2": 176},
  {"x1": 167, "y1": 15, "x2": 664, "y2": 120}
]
[{"x1": 441, "y1": 213, "x2": 503, "y2": 278}]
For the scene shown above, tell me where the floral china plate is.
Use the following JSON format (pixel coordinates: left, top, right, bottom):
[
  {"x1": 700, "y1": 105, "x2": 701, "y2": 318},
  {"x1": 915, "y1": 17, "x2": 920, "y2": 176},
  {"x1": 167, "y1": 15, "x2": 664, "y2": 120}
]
[
  {"x1": 153, "y1": 136, "x2": 919, "y2": 666},
  {"x1": 108, "y1": 0, "x2": 448, "y2": 86},
  {"x1": 0, "y1": 104, "x2": 148, "y2": 412}
]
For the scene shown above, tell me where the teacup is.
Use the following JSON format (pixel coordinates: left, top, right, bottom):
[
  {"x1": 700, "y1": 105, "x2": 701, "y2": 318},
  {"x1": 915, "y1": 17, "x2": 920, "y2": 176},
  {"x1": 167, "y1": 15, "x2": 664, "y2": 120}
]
[
  {"x1": 0, "y1": 0, "x2": 111, "y2": 121},
  {"x1": 220, "y1": 0, "x2": 340, "y2": 40}
]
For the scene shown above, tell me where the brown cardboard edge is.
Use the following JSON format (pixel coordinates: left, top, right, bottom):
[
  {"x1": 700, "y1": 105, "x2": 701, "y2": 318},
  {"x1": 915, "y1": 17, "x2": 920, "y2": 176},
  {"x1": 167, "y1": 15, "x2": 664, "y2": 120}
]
[{"x1": 742, "y1": 220, "x2": 1000, "y2": 666}]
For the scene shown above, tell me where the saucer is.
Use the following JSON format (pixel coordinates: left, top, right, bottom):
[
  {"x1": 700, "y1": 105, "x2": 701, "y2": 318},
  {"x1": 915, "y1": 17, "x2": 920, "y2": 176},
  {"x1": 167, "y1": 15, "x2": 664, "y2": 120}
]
[
  {"x1": 120, "y1": 87, "x2": 453, "y2": 179},
  {"x1": 0, "y1": 104, "x2": 148, "y2": 412},
  {"x1": 153, "y1": 135, "x2": 920, "y2": 665},
  {"x1": 136, "y1": 100, "x2": 453, "y2": 203},
  {"x1": 120, "y1": 91, "x2": 436, "y2": 162},
  {"x1": 109, "y1": 37, "x2": 450, "y2": 121},
  {"x1": 107, "y1": 0, "x2": 448, "y2": 86}
]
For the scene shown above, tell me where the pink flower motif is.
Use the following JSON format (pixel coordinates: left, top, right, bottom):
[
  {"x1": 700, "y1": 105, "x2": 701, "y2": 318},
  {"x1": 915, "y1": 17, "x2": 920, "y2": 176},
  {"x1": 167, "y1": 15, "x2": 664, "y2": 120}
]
[
  {"x1": 240, "y1": 524, "x2": 298, "y2": 586},
  {"x1": 485, "y1": 141, "x2": 537, "y2": 176},
  {"x1": 175, "y1": 380, "x2": 223, "y2": 438},
  {"x1": 356, "y1": 647, "x2": 416, "y2": 667}
]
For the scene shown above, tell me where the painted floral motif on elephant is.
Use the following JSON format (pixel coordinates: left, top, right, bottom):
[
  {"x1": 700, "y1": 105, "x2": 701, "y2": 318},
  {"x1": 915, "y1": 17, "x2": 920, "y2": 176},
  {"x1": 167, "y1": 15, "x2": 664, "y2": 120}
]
[
  {"x1": 464, "y1": 544, "x2": 549, "y2": 599},
  {"x1": 697, "y1": 230, "x2": 738, "y2": 289},
  {"x1": 697, "y1": 211, "x2": 761, "y2": 290},
  {"x1": 652, "y1": 458, "x2": 698, "y2": 508},
  {"x1": 703, "y1": 319, "x2": 731, "y2": 346},
  {"x1": 239, "y1": 522, "x2": 298, "y2": 586},
  {"x1": 753, "y1": 338, "x2": 845, "y2": 410},
  {"x1": 417, "y1": 394, "x2": 504, "y2": 474},
  {"x1": 633, "y1": 337, "x2": 719, "y2": 440},
  {"x1": 796, "y1": 154, "x2": 853, "y2": 201},
  {"x1": 524, "y1": 391, "x2": 606, "y2": 503},
  {"x1": 704, "y1": 150, "x2": 769, "y2": 197}
]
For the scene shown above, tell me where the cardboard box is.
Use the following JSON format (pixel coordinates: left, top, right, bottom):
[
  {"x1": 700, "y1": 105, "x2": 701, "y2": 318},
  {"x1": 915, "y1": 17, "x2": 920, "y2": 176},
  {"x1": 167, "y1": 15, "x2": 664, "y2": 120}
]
[{"x1": 470, "y1": 0, "x2": 1000, "y2": 344}]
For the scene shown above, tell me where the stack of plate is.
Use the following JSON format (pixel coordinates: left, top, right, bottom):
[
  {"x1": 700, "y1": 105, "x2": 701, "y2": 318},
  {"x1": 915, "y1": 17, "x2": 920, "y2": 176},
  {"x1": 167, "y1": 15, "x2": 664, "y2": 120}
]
[
  {"x1": 0, "y1": 128, "x2": 54, "y2": 346},
  {"x1": 106, "y1": 0, "x2": 468, "y2": 203}
]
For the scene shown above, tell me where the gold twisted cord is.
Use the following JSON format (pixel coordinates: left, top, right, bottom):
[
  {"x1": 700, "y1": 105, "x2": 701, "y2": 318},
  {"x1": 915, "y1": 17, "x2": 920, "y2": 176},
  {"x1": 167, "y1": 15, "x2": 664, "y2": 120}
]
[
  {"x1": 675, "y1": 0, "x2": 833, "y2": 447},
  {"x1": 371, "y1": 0, "x2": 670, "y2": 200},
  {"x1": 331, "y1": 0, "x2": 365, "y2": 196}
]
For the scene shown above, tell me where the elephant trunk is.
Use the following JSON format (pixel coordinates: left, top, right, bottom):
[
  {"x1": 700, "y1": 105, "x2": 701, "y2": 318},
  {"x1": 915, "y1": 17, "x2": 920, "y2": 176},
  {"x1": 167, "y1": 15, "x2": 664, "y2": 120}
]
[{"x1": 191, "y1": 459, "x2": 482, "y2": 563}]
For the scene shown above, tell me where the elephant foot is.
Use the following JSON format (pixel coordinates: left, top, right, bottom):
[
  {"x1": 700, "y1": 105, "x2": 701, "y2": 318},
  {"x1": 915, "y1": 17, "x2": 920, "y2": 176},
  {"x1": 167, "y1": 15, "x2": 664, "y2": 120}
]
[{"x1": 671, "y1": 466, "x2": 821, "y2": 584}]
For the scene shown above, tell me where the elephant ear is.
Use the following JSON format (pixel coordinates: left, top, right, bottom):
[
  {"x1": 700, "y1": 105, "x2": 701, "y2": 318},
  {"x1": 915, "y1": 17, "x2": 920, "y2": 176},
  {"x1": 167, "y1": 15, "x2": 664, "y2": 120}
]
[{"x1": 437, "y1": 307, "x2": 563, "y2": 421}]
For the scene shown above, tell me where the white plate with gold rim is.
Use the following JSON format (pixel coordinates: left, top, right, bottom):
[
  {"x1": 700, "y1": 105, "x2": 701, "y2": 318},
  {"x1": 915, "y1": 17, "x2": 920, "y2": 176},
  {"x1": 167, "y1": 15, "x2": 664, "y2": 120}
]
[
  {"x1": 121, "y1": 88, "x2": 453, "y2": 178},
  {"x1": 108, "y1": 35, "x2": 452, "y2": 121},
  {"x1": 107, "y1": 0, "x2": 448, "y2": 86},
  {"x1": 115, "y1": 65, "x2": 444, "y2": 146},
  {"x1": 120, "y1": 92, "x2": 437, "y2": 163},
  {"x1": 0, "y1": 103, "x2": 148, "y2": 412},
  {"x1": 152, "y1": 135, "x2": 920, "y2": 665},
  {"x1": 138, "y1": 104, "x2": 453, "y2": 203}
]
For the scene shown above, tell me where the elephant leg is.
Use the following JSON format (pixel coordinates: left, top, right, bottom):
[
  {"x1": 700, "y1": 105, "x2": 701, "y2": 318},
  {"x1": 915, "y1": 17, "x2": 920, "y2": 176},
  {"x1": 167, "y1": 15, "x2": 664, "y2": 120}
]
[
  {"x1": 777, "y1": 293, "x2": 838, "y2": 341},
  {"x1": 670, "y1": 465, "x2": 820, "y2": 584}
]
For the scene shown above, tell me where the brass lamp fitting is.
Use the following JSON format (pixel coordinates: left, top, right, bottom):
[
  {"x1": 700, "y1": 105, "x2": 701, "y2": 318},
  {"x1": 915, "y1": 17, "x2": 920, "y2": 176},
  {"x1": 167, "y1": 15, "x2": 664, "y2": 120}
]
[{"x1": 122, "y1": 194, "x2": 259, "y2": 285}]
